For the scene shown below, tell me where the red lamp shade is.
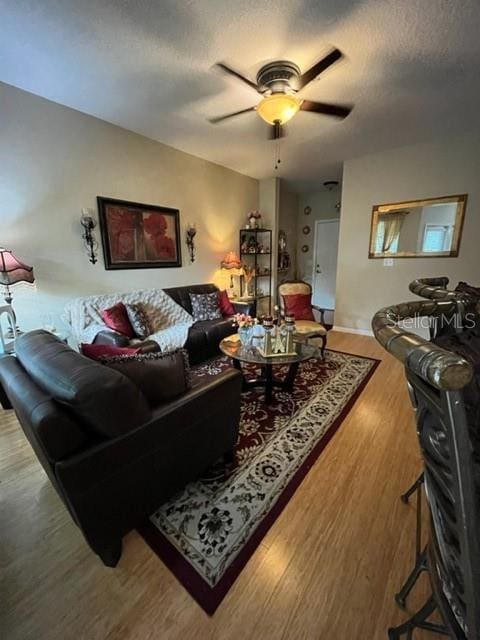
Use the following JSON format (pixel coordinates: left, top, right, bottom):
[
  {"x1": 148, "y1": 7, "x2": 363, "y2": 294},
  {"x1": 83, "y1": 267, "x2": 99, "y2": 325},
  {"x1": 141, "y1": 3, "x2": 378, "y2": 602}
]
[
  {"x1": 221, "y1": 251, "x2": 242, "y2": 270},
  {"x1": 0, "y1": 248, "x2": 35, "y2": 286}
]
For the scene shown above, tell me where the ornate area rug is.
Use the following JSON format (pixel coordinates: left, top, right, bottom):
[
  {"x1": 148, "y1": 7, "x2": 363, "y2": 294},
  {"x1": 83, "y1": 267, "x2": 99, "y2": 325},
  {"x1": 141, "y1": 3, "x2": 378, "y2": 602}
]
[{"x1": 139, "y1": 349, "x2": 379, "y2": 614}]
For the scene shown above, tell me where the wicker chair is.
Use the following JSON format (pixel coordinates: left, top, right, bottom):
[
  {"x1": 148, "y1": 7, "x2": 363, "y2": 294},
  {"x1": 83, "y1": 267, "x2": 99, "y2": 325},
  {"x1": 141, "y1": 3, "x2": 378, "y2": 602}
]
[{"x1": 277, "y1": 280, "x2": 327, "y2": 359}]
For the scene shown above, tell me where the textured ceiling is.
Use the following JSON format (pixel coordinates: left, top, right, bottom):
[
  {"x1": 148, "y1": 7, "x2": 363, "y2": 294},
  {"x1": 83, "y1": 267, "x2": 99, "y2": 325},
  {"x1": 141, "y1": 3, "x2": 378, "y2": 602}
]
[{"x1": 1, "y1": 0, "x2": 480, "y2": 191}]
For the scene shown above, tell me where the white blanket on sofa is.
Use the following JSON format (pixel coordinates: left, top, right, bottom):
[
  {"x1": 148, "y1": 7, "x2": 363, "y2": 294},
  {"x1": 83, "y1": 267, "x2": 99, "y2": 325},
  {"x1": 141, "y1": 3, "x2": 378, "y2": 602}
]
[{"x1": 63, "y1": 288, "x2": 194, "y2": 352}]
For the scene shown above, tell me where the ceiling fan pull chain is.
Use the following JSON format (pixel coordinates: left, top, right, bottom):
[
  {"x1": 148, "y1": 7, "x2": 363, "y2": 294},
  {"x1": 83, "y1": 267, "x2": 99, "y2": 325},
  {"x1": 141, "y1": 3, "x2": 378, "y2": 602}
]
[{"x1": 274, "y1": 137, "x2": 282, "y2": 171}]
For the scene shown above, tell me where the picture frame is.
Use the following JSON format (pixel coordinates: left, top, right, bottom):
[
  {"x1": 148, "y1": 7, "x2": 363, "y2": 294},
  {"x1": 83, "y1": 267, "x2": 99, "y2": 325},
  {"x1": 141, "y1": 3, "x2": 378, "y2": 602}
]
[{"x1": 97, "y1": 196, "x2": 182, "y2": 269}]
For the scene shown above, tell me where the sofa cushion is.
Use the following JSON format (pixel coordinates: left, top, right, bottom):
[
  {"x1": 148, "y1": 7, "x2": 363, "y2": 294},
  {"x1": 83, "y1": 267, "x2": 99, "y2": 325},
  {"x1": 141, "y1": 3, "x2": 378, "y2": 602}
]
[
  {"x1": 218, "y1": 290, "x2": 235, "y2": 316},
  {"x1": 101, "y1": 302, "x2": 135, "y2": 338},
  {"x1": 190, "y1": 292, "x2": 222, "y2": 321},
  {"x1": 15, "y1": 330, "x2": 150, "y2": 439},
  {"x1": 125, "y1": 303, "x2": 151, "y2": 339},
  {"x1": 100, "y1": 349, "x2": 191, "y2": 407}
]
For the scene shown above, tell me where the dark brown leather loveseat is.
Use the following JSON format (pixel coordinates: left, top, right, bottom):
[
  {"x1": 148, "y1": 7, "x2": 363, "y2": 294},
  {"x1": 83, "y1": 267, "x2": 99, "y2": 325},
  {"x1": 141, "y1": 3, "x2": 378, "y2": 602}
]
[
  {"x1": 94, "y1": 283, "x2": 254, "y2": 365},
  {"x1": 0, "y1": 330, "x2": 242, "y2": 566}
]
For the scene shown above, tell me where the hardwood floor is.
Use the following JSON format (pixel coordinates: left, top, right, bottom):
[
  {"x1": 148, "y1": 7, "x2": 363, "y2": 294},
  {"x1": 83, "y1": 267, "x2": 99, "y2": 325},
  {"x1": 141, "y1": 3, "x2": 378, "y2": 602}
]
[{"x1": 0, "y1": 332, "x2": 444, "y2": 640}]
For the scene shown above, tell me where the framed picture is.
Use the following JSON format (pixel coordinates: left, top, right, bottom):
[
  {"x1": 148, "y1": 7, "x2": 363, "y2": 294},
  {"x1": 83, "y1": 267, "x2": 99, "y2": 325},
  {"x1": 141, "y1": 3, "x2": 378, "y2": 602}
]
[{"x1": 97, "y1": 197, "x2": 182, "y2": 269}]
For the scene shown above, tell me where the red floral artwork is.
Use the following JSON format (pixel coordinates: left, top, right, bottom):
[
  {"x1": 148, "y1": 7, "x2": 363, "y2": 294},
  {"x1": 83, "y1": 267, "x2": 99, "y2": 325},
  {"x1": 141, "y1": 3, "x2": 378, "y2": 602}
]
[{"x1": 99, "y1": 198, "x2": 181, "y2": 268}]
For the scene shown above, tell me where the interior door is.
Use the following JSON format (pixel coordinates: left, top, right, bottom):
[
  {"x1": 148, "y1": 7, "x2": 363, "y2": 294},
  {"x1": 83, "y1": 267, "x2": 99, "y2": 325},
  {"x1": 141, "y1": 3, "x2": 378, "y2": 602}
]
[{"x1": 312, "y1": 219, "x2": 340, "y2": 310}]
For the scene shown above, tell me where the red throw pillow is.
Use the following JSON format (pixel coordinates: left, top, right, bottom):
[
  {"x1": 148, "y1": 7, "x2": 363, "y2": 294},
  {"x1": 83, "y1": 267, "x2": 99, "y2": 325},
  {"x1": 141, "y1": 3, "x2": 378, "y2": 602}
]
[
  {"x1": 81, "y1": 343, "x2": 141, "y2": 361},
  {"x1": 218, "y1": 289, "x2": 235, "y2": 316},
  {"x1": 283, "y1": 293, "x2": 315, "y2": 321},
  {"x1": 101, "y1": 302, "x2": 134, "y2": 338}
]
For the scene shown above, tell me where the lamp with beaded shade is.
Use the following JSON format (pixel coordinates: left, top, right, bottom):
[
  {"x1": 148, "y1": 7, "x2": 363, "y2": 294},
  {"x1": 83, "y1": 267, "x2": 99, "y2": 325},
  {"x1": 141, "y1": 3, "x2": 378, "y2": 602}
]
[
  {"x1": 220, "y1": 252, "x2": 244, "y2": 298},
  {"x1": 0, "y1": 248, "x2": 35, "y2": 334}
]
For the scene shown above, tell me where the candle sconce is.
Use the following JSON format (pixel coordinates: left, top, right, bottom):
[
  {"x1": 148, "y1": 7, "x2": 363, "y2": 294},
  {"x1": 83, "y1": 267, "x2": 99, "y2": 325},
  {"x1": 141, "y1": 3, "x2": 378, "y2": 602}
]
[
  {"x1": 185, "y1": 223, "x2": 197, "y2": 263},
  {"x1": 80, "y1": 209, "x2": 98, "y2": 265}
]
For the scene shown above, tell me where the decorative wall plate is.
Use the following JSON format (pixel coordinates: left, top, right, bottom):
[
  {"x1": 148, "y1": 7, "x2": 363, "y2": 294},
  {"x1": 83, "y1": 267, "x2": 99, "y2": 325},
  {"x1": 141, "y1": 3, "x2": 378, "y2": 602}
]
[
  {"x1": 301, "y1": 245, "x2": 309, "y2": 253},
  {"x1": 302, "y1": 225, "x2": 310, "y2": 235},
  {"x1": 304, "y1": 206, "x2": 311, "y2": 215}
]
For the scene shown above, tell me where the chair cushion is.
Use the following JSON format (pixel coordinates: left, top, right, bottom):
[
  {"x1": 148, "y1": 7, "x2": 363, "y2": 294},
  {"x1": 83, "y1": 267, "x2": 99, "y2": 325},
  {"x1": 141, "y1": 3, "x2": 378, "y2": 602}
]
[
  {"x1": 101, "y1": 302, "x2": 135, "y2": 338},
  {"x1": 189, "y1": 292, "x2": 222, "y2": 321},
  {"x1": 100, "y1": 349, "x2": 191, "y2": 407},
  {"x1": 125, "y1": 303, "x2": 151, "y2": 339},
  {"x1": 15, "y1": 330, "x2": 150, "y2": 439},
  {"x1": 294, "y1": 320, "x2": 327, "y2": 335},
  {"x1": 283, "y1": 293, "x2": 315, "y2": 321},
  {"x1": 218, "y1": 290, "x2": 235, "y2": 316}
]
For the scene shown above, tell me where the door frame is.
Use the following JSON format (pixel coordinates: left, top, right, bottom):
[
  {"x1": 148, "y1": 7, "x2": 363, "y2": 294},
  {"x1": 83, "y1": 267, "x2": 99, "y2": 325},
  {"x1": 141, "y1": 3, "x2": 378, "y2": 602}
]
[{"x1": 311, "y1": 218, "x2": 340, "y2": 310}]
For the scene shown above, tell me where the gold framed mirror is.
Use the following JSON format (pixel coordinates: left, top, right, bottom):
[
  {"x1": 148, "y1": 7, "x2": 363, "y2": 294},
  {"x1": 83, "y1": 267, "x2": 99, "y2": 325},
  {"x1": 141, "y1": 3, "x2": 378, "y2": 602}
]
[{"x1": 369, "y1": 194, "x2": 467, "y2": 259}]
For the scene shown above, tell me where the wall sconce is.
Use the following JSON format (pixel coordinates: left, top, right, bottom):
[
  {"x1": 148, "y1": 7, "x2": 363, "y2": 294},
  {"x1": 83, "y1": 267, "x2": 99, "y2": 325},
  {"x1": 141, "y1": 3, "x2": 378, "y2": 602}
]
[
  {"x1": 185, "y1": 223, "x2": 197, "y2": 263},
  {"x1": 80, "y1": 209, "x2": 98, "y2": 264}
]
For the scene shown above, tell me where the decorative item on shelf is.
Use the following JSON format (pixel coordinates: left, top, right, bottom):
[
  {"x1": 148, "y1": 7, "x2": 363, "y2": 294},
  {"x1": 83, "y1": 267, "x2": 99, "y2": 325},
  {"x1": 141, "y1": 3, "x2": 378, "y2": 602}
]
[
  {"x1": 242, "y1": 265, "x2": 256, "y2": 297},
  {"x1": 304, "y1": 206, "x2": 311, "y2": 215},
  {"x1": 239, "y1": 226, "x2": 272, "y2": 314},
  {"x1": 302, "y1": 225, "x2": 311, "y2": 235},
  {"x1": 247, "y1": 236, "x2": 257, "y2": 253},
  {"x1": 0, "y1": 248, "x2": 35, "y2": 337},
  {"x1": 185, "y1": 223, "x2": 197, "y2": 263},
  {"x1": 301, "y1": 244, "x2": 309, "y2": 253},
  {"x1": 220, "y1": 251, "x2": 244, "y2": 297},
  {"x1": 247, "y1": 210, "x2": 261, "y2": 229},
  {"x1": 80, "y1": 209, "x2": 98, "y2": 264}
]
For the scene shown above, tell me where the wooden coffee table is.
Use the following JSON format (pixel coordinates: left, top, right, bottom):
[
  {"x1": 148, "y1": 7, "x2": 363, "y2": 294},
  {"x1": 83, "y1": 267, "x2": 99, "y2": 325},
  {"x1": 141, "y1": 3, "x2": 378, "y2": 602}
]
[{"x1": 219, "y1": 334, "x2": 316, "y2": 403}]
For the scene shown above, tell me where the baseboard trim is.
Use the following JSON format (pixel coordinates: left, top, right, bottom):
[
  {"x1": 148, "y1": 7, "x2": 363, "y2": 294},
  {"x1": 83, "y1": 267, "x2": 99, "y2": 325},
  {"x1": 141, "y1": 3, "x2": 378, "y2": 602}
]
[{"x1": 332, "y1": 325, "x2": 374, "y2": 337}]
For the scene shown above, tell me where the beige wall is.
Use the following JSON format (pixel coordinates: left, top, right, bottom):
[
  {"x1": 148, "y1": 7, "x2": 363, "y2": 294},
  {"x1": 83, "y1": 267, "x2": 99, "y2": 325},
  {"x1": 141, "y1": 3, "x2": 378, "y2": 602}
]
[
  {"x1": 0, "y1": 82, "x2": 258, "y2": 332},
  {"x1": 335, "y1": 132, "x2": 480, "y2": 332},
  {"x1": 296, "y1": 189, "x2": 340, "y2": 283},
  {"x1": 278, "y1": 181, "x2": 298, "y2": 283},
  {"x1": 258, "y1": 177, "x2": 279, "y2": 314}
]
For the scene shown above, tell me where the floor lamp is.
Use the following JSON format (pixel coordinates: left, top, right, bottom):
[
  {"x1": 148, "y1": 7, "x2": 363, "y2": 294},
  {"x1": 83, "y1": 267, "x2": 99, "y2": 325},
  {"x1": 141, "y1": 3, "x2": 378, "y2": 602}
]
[{"x1": 0, "y1": 248, "x2": 35, "y2": 336}]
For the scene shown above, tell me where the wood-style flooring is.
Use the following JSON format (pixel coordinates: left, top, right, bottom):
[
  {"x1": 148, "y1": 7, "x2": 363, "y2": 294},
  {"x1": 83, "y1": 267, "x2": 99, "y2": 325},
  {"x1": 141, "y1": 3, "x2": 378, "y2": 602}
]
[{"x1": 0, "y1": 332, "x2": 443, "y2": 639}]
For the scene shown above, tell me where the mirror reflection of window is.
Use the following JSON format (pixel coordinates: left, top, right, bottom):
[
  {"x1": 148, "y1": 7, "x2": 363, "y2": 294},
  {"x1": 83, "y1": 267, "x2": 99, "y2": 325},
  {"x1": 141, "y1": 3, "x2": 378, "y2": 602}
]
[
  {"x1": 369, "y1": 195, "x2": 467, "y2": 258},
  {"x1": 422, "y1": 225, "x2": 452, "y2": 252}
]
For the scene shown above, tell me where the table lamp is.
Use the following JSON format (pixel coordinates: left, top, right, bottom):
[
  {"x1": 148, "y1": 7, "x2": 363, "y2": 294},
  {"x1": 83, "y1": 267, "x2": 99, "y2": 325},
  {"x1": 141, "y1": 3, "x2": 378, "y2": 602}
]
[
  {"x1": 0, "y1": 248, "x2": 35, "y2": 335},
  {"x1": 220, "y1": 252, "x2": 244, "y2": 298}
]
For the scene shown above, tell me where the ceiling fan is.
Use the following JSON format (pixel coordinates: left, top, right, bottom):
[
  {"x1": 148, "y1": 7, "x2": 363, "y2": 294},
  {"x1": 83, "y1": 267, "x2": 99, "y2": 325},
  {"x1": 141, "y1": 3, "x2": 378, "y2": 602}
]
[{"x1": 209, "y1": 48, "x2": 352, "y2": 139}]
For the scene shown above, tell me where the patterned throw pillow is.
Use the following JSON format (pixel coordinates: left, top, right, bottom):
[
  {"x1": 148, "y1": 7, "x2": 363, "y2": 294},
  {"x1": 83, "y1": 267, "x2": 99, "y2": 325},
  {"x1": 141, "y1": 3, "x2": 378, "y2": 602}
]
[
  {"x1": 125, "y1": 303, "x2": 151, "y2": 339},
  {"x1": 189, "y1": 292, "x2": 222, "y2": 321},
  {"x1": 100, "y1": 349, "x2": 191, "y2": 406}
]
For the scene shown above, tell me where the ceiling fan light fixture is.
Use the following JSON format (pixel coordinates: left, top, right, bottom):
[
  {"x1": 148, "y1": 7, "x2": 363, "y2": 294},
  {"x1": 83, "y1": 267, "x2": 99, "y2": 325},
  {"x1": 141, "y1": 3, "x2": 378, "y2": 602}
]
[{"x1": 256, "y1": 94, "x2": 301, "y2": 125}]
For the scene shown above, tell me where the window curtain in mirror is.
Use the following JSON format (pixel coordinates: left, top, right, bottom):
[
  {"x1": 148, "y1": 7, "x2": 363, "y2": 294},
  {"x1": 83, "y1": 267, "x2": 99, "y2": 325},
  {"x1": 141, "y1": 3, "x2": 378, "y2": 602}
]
[{"x1": 380, "y1": 212, "x2": 407, "y2": 252}]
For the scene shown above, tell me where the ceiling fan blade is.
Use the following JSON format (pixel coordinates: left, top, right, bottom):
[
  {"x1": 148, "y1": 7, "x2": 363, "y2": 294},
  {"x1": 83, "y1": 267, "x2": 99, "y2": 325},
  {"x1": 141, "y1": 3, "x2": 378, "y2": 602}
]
[
  {"x1": 297, "y1": 48, "x2": 343, "y2": 90},
  {"x1": 208, "y1": 106, "x2": 256, "y2": 124},
  {"x1": 215, "y1": 63, "x2": 262, "y2": 94},
  {"x1": 301, "y1": 99, "x2": 352, "y2": 119},
  {"x1": 269, "y1": 121, "x2": 285, "y2": 140}
]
